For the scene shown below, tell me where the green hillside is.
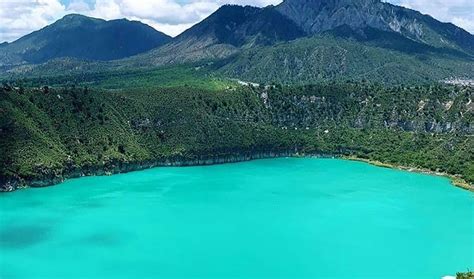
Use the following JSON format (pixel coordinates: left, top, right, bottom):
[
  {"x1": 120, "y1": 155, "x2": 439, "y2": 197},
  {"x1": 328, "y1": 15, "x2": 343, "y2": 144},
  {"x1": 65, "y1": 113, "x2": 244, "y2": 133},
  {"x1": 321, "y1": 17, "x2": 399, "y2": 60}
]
[
  {"x1": 0, "y1": 14, "x2": 171, "y2": 66},
  {"x1": 1, "y1": 82, "x2": 472, "y2": 190},
  {"x1": 6, "y1": 65, "x2": 233, "y2": 91},
  {"x1": 220, "y1": 35, "x2": 474, "y2": 85},
  {"x1": 2, "y1": 34, "x2": 472, "y2": 86}
]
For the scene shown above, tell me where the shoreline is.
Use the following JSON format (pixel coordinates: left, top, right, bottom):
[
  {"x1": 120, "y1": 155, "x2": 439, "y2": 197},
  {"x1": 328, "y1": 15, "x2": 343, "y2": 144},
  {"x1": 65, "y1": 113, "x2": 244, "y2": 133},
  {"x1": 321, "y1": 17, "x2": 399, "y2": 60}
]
[
  {"x1": 344, "y1": 156, "x2": 474, "y2": 192},
  {"x1": 0, "y1": 151, "x2": 305, "y2": 192},
  {"x1": 1, "y1": 153, "x2": 472, "y2": 192}
]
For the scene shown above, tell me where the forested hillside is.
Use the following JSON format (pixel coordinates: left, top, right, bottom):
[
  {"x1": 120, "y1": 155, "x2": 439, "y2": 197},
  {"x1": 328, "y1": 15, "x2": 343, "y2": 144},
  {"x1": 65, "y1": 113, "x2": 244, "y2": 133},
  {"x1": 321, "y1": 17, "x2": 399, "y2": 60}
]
[
  {"x1": 1, "y1": 82, "x2": 472, "y2": 191},
  {"x1": 0, "y1": 14, "x2": 171, "y2": 66},
  {"x1": 219, "y1": 35, "x2": 474, "y2": 85},
  {"x1": 1, "y1": 0, "x2": 473, "y2": 192}
]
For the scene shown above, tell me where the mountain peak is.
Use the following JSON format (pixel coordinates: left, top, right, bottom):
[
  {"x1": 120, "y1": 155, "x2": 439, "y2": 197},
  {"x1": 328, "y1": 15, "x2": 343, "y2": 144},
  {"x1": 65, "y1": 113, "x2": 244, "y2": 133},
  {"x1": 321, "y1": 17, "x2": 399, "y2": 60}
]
[
  {"x1": 282, "y1": 0, "x2": 380, "y2": 5},
  {"x1": 175, "y1": 4, "x2": 305, "y2": 48},
  {"x1": 0, "y1": 14, "x2": 172, "y2": 65},
  {"x1": 59, "y1": 14, "x2": 104, "y2": 23},
  {"x1": 62, "y1": 13, "x2": 90, "y2": 19},
  {"x1": 279, "y1": 0, "x2": 383, "y2": 12},
  {"x1": 276, "y1": 0, "x2": 474, "y2": 54},
  {"x1": 277, "y1": 0, "x2": 391, "y2": 34}
]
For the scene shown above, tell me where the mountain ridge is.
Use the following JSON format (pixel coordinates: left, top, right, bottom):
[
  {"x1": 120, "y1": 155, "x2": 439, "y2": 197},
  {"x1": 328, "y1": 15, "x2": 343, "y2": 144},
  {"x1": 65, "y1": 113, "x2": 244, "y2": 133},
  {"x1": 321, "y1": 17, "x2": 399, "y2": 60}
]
[
  {"x1": 119, "y1": 5, "x2": 307, "y2": 67},
  {"x1": 122, "y1": 0, "x2": 474, "y2": 70},
  {"x1": 276, "y1": 0, "x2": 474, "y2": 53},
  {"x1": 1, "y1": 0, "x2": 473, "y2": 84},
  {"x1": 0, "y1": 14, "x2": 172, "y2": 66}
]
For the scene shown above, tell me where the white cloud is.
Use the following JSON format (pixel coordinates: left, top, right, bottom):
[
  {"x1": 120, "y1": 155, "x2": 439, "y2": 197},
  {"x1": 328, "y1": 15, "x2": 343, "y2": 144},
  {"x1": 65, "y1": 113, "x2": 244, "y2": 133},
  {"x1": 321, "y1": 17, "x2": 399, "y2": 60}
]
[
  {"x1": 394, "y1": 0, "x2": 474, "y2": 30},
  {"x1": 141, "y1": 20, "x2": 195, "y2": 36},
  {"x1": 85, "y1": 0, "x2": 281, "y2": 31},
  {"x1": 0, "y1": 0, "x2": 472, "y2": 43},
  {"x1": 452, "y1": 17, "x2": 474, "y2": 34},
  {"x1": 67, "y1": 0, "x2": 91, "y2": 12},
  {"x1": 0, "y1": 0, "x2": 67, "y2": 42}
]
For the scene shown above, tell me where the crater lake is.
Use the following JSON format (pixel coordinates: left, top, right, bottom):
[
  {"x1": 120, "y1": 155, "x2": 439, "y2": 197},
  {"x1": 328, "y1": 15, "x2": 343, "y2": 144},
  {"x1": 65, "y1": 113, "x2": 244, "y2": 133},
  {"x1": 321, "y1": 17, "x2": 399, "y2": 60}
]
[{"x1": 0, "y1": 158, "x2": 472, "y2": 279}]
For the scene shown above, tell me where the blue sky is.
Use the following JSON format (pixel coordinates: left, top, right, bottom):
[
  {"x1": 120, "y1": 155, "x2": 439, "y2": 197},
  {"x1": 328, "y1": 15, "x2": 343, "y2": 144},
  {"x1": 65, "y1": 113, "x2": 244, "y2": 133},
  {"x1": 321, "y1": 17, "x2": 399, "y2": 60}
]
[{"x1": 1, "y1": 0, "x2": 473, "y2": 42}]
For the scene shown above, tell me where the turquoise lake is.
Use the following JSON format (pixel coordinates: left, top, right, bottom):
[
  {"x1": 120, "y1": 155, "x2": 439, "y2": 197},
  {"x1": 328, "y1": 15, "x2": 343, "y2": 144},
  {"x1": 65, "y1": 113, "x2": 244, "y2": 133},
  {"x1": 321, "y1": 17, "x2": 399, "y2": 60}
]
[{"x1": 0, "y1": 158, "x2": 473, "y2": 279}]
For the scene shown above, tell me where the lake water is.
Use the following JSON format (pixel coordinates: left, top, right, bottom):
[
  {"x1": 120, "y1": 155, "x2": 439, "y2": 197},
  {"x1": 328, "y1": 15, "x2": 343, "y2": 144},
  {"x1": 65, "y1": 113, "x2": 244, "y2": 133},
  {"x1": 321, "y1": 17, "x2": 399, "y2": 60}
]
[{"x1": 0, "y1": 158, "x2": 472, "y2": 279}]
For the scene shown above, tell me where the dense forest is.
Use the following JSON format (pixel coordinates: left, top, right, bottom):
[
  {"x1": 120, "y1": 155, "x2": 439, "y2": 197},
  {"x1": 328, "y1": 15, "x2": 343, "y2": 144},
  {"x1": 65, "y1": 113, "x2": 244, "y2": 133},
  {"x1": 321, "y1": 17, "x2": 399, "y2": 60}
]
[{"x1": 1, "y1": 81, "x2": 472, "y2": 191}]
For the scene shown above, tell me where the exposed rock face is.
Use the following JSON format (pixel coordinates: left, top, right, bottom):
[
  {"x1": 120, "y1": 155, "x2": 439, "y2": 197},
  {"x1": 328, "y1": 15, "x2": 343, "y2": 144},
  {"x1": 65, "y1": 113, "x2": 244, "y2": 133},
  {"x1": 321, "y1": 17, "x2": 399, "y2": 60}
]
[
  {"x1": 277, "y1": 0, "x2": 388, "y2": 33},
  {"x1": 276, "y1": 0, "x2": 474, "y2": 53},
  {"x1": 1, "y1": 85, "x2": 472, "y2": 192},
  {"x1": 257, "y1": 86, "x2": 474, "y2": 134},
  {"x1": 125, "y1": 0, "x2": 474, "y2": 75},
  {"x1": 0, "y1": 151, "x2": 313, "y2": 192}
]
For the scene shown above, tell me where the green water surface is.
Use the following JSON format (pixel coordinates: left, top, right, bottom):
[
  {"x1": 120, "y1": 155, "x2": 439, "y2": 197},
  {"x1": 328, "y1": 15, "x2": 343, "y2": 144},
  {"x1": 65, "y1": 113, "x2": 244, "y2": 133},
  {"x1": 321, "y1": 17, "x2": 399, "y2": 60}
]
[{"x1": 0, "y1": 158, "x2": 473, "y2": 279}]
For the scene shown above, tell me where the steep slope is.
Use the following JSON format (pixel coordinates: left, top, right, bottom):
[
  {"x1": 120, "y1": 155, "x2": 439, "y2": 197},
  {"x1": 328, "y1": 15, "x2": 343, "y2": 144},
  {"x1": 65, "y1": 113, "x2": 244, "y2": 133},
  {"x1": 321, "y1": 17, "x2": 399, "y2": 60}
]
[
  {"x1": 124, "y1": 5, "x2": 306, "y2": 66},
  {"x1": 174, "y1": 4, "x2": 306, "y2": 47},
  {"x1": 276, "y1": 0, "x2": 474, "y2": 55},
  {"x1": 1, "y1": 83, "x2": 473, "y2": 190},
  {"x1": 121, "y1": 0, "x2": 473, "y2": 81},
  {"x1": 1, "y1": 0, "x2": 473, "y2": 84},
  {"x1": 0, "y1": 14, "x2": 172, "y2": 66},
  {"x1": 2, "y1": 34, "x2": 473, "y2": 85},
  {"x1": 220, "y1": 34, "x2": 474, "y2": 85}
]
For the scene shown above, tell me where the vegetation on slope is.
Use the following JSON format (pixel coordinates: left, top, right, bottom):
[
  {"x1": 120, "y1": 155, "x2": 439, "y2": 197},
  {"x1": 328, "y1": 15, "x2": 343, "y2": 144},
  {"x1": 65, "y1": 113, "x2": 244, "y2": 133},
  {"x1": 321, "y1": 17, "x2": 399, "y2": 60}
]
[
  {"x1": 220, "y1": 35, "x2": 474, "y2": 85},
  {"x1": 1, "y1": 82, "x2": 472, "y2": 190},
  {"x1": 2, "y1": 27, "x2": 473, "y2": 87},
  {"x1": 457, "y1": 271, "x2": 474, "y2": 279},
  {"x1": 3, "y1": 65, "x2": 234, "y2": 91},
  {"x1": 1, "y1": 0, "x2": 473, "y2": 86},
  {"x1": 0, "y1": 14, "x2": 171, "y2": 66}
]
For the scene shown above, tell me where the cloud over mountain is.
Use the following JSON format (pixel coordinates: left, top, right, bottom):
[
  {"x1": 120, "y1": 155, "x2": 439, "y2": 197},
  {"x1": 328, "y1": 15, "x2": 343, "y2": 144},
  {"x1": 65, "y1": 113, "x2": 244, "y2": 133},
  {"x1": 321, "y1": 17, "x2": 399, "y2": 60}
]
[{"x1": 1, "y1": 0, "x2": 473, "y2": 42}]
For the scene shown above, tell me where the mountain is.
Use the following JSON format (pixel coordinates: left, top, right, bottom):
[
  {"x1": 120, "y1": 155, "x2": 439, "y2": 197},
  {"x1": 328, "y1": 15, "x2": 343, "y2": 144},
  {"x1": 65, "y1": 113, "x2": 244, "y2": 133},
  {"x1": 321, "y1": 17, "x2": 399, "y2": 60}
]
[
  {"x1": 1, "y1": 0, "x2": 473, "y2": 84},
  {"x1": 123, "y1": 5, "x2": 306, "y2": 66},
  {"x1": 120, "y1": 0, "x2": 473, "y2": 81},
  {"x1": 174, "y1": 5, "x2": 305, "y2": 48},
  {"x1": 0, "y1": 14, "x2": 172, "y2": 66},
  {"x1": 172, "y1": 0, "x2": 474, "y2": 54},
  {"x1": 219, "y1": 35, "x2": 474, "y2": 85},
  {"x1": 276, "y1": 0, "x2": 474, "y2": 54}
]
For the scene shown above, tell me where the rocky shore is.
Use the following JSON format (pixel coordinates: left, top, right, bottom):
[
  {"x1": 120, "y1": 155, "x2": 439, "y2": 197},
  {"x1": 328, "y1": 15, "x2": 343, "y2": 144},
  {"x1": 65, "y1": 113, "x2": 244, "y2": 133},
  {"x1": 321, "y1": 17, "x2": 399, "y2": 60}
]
[
  {"x1": 0, "y1": 151, "x2": 323, "y2": 192},
  {"x1": 344, "y1": 156, "x2": 474, "y2": 192},
  {"x1": 1, "y1": 152, "x2": 471, "y2": 193}
]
